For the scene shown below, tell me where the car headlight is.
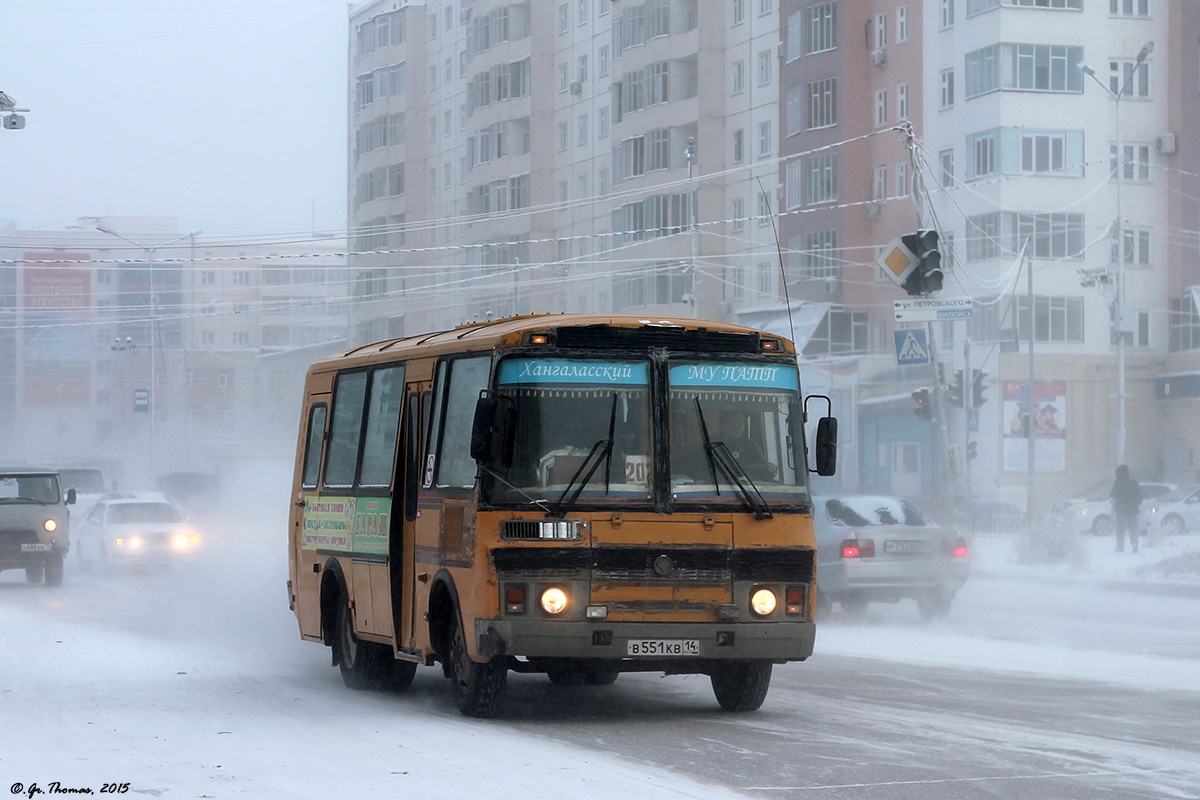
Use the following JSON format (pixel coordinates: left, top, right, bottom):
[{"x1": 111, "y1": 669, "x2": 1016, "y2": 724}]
[
  {"x1": 540, "y1": 587, "x2": 568, "y2": 615},
  {"x1": 43, "y1": 519, "x2": 57, "y2": 532},
  {"x1": 750, "y1": 588, "x2": 777, "y2": 616}
]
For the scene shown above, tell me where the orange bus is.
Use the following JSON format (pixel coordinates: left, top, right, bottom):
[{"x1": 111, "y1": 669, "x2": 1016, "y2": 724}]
[{"x1": 287, "y1": 314, "x2": 836, "y2": 717}]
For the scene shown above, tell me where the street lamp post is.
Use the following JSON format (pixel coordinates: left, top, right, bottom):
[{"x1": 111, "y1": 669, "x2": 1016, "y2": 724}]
[
  {"x1": 96, "y1": 224, "x2": 200, "y2": 478},
  {"x1": 1080, "y1": 41, "x2": 1153, "y2": 469}
]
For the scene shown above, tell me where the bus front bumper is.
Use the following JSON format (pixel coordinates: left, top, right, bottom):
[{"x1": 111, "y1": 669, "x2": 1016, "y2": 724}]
[{"x1": 475, "y1": 618, "x2": 815, "y2": 662}]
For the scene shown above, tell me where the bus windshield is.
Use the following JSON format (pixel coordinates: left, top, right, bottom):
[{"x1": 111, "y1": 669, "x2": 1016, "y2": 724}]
[
  {"x1": 484, "y1": 357, "x2": 653, "y2": 505},
  {"x1": 669, "y1": 361, "x2": 808, "y2": 504}
]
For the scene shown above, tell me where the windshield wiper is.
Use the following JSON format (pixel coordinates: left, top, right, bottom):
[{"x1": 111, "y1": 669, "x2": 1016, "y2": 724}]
[
  {"x1": 694, "y1": 400, "x2": 773, "y2": 520},
  {"x1": 547, "y1": 393, "x2": 619, "y2": 519}
]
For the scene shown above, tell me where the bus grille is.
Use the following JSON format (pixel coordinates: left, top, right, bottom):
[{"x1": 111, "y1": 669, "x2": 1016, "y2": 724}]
[{"x1": 490, "y1": 546, "x2": 813, "y2": 584}]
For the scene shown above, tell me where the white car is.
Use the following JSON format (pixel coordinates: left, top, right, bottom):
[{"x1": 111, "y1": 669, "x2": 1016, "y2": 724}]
[
  {"x1": 76, "y1": 496, "x2": 202, "y2": 567},
  {"x1": 1138, "y1": 486, "x2": 1200, "y2": 536},
  {"x1": 814, "y1": 495, "x2": 970, "y2": 619},
  {"x1": 1046, "y1": 481, "x2": 1176, "y2": 536}
]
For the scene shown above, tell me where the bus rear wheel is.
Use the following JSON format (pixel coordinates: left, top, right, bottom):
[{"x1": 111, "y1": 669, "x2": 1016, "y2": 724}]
[
  {"x1": 710, "y1": 660, "x2": 772, "y2": 712},
  {"x1": 448, "y1": 610, "x2": 506, "y2": 718}
]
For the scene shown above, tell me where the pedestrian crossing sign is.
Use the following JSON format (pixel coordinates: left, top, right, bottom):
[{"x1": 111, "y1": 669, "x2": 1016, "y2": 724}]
[{"x1": 893, "y1": 328, "x2": 931, "y2": 366}]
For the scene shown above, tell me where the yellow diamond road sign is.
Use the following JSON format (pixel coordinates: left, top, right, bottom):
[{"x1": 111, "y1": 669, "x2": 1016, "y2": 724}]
[{"x1": 877, "y1": 237, "x2": 917, "y2": 286}]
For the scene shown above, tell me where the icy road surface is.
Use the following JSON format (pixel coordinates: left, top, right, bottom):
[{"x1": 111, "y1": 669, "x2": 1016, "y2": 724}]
[{"x1": 2, "y1": 511, "x2": 1199, "y2": 799}]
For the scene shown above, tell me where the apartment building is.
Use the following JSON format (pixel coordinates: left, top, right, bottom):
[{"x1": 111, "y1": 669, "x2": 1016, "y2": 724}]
[{"x1": 346, "y1": 0, "x2": 795, "y2": 341}]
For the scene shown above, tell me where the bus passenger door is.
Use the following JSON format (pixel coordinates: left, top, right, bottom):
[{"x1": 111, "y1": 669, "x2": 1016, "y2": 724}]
[
  {"x1": 391, "y1": 386, "x2": 426, "y2": 652},
  {"x1": 293, "y1": 397, "x2": 329, "y2": 641}
]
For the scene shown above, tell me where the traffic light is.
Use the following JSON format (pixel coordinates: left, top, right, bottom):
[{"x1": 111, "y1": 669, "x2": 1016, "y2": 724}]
[
  {"x1": 946, "y1": 369, "x2": 964, "y2": 408},
  {"x1": 966, "y1": 440, "x2": 978, "y2": 460},
  {"x1": 899, "y1": 229, "x2": 943, "y2": 297},
  {"x1": 972, "y1": 369, "x2": 988, "y2": 407},
  {"x1": 912, "y1": 388, "x2": 933, "y2": 421}
]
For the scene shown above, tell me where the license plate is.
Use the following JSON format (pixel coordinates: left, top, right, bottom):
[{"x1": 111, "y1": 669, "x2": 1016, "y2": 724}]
[
  {"x1": 627, "y1": 639, "x2": 701, "y2": 656},
  {"x1": 884, "y1": 539, "x2": 931, "y2": 554},
  {"x1": 21, "y1": 543, "x2": 51, "y2": 552}
]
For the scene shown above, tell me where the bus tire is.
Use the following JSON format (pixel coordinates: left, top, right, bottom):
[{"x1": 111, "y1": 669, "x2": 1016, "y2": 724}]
[
  {"x1": 448, "y1": 608, "x2": 506, "y2": 718},
  {"x1": 44, "y1": 555, "x2": 64, "y2": 587},
  {"x1": 334, "y1": 589, "x2": 393, "y2": 691},
  {"x1": 710, "y1": 661, "x2": 772, "y2": 712}
]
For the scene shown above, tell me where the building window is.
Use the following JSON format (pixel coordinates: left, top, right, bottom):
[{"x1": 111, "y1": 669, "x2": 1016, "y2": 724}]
[
  {"x1": 874, "y1": 12, "x2": 887, "y2": 50},
  {"x1": 1114, "y1": 227, "x2": 1152, "y2": 267},
  {"x1": 232, "y1": 271, "x2": 250, "y2": 286},
  {"x1": 940, "y1": 69, "x2": 955, "y2": 108},
  {"x1": 757, "y1": 262, "x2": 773, "y2": 296},
  {"x1": 940, "y1": 0, "x2": 955, "y2": 29},
  {"x1": 965, "y1": 212, "x2": 1000, "y2": 261},
  {"x1": 804, "y1": 229, "x2": 839, "y2": 280},
  {"x1": 807, "y1": 78, "x2": 837, "y2": 129},
  {"x1": 578, "y1": 113, "x2": 589, "y2": 146},
  {"x1": 897, "y1": 5, "x2": 908, "y2": 43},
  {"x1": 896, "y1": 161, "x2": 909, "y2": 197},
  {"x1": 1111, "y1": 143, "x2": 1151, "y2": 182},
  {"x1": 758, "y1": 121, "x2": 772, "y2": 158},
  {"x1": 1169, "y1": 293, "x2": 1200, "y2": 353},
  {"x1": 732, "y1": 0, "x2": 744, "y2": 26},
  {"x1": 599, "y1": 106, "x2": 610, "y2": 138},
  {"x1": 1016, "y1": 295, "x2": 1084, "y2": 344},
  {"x1": 757, "y1": 192, "x2": 771, "y2": 227},
  {"x1": 731, "y1": 60, "x2": 745, "y2": 95},
  {"x1": 965, "y1": 45, "x2": 999, "y2": 97},
  {"x1": 578, "y1": 55, "x2": 588, "y2": 83},
  {"x1": 758, "y1": 50, "x2": 772, "y2": 86},
  {"x1": 874, "y1": 89, "x2": 887, "y2": 127},
  {"x1": 201, "y1": 270, "x2": 215, "y2": 285},
  {"x1": 559, "y1": 4, "x2": 569, "y2": 33},
  {"x1": 1011, "y1": 212, "x2": 1085, "y2": 260},
  {"x1": 1021, "y1": 131, "x2": 1066, "y2": 174},
  {"x1": 785, "y1": 160, "x2": 803, "y2": 210},
  {"x1": 733, "y1": 128, "x2": 744, "y2": 162},
  {"x1": 598, "y1": 45, "x2": 610, "y2": 78},
  {"x1": 806, "y1": 153, "x2": 839, "y2": 205},
  {"x1": 968, "y1": 44, "x2": 1084, "y2": 98},
  {"x1": 732, "y1": 197, "x2": 745, "y2": 232},
  {"x1": 648, "y1": 61, "x2": 669, "y2": 104},
  {"x1": 648, "y1": 127, "x2": 670, "y2": 170},
  {"x1": 1109, "y1": 58, "x2": 1151, "y2": 98},
  {"x1": 897, "y1": 82, "x2": 909, "y2": 120},
  {"x1": 1110, "y1": 0, "x2": 1149, "y2": 16},
  {"x1": 970, "y1": 131, "x2": 996, "y2": 179},
  {"x1": 872, "y1": 165, "x2": 886, "y2": 202},
  {"x1": 939, "y1": 149, "x2": 955, "y2": 188},
  {"x1": 758, "y1": 0, "x2": 772, "y2": 16},
  {"x1": 559, "y1": 121, "x2": 568, "y2": 151},
  {"x1": 805, "y1": 2, "x2": 837, "y2": 55},
  {"x1": 579, "y1": 0, "x2": 590, "y2": 25}
]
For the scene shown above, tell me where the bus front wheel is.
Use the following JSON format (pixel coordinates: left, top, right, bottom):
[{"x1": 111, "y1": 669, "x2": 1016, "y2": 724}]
[
  {"x1": 710, "y1": 660, "x2": 772, "y2": 712},
  {"x1": 448, "y1": 610, "x2": 506, "y2": 718}
]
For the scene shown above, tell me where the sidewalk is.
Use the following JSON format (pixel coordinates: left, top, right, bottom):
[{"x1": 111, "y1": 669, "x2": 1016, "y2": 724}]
[{"x1": 968, "y1": 529, "x2": 1200, "y2": 598}]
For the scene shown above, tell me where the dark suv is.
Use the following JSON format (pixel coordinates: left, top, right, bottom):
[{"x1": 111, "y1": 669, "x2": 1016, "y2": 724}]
[{"x1": 0, "y1": 467, "x2": 75, "y2": 585}]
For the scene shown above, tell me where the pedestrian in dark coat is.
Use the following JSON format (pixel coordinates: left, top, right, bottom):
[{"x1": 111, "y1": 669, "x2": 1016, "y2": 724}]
[{"x1": 1110, "y1": 464, "x2": 1143, "y2": 553}]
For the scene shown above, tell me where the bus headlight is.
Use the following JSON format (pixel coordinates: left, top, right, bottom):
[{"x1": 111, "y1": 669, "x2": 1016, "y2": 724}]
[
  {"x1": 540, "y1": 587, "x2": 569, "y2": 615},
  {"x1": 43, "y1": 519, "x2": 57, "y2": 532},
  {"x1": 750, "y1": 588, "x2": 777, "y2": 616}
]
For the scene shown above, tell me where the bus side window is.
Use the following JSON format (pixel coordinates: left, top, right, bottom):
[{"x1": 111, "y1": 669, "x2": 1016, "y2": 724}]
[
  {"x1": 432, "y1": 356, "x2": 492, "y2": 488},
  {"x1": 423, "y1": 365, "x2": 447, "y2": 489},
  {"x1": 324, "y1": 371, "x2": 369, "y2": 488},
  {"x1": 359, "y1": 365, "x2": 406, "y2": 488},
  {"x1": 301, "y1": 404, "x2": 327, "y2": 489}
]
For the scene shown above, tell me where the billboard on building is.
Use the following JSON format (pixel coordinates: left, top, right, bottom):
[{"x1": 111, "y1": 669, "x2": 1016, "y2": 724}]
[
  {"x1": 1003, "y1": 380, "x2": 1067, "y2": 472},
  {"x1": 22, "y1": 253, "x2": 91, "y2": 406}
]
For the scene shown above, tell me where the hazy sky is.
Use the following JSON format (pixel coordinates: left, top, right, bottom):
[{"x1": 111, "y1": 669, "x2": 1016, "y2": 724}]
[{"x1": 2, "y1": 0, "x2": 350, "y2": 237}]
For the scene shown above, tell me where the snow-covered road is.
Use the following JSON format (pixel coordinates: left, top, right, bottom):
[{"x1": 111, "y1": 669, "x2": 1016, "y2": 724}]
[{"x1": 3, "y1": 514, "x2": 1199, "y2": 799}]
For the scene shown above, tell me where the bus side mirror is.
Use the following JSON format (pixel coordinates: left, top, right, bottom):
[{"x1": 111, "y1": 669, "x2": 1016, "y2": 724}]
[
  {"x1": 470, "y1": 394, "x2": 499, "y2": 464},
  {"x1": 814, "y1": 416, "x2": 838, "y2": 477},
  {"x1": 66, "y1": 488, "x2": 77, "y2": 505}
]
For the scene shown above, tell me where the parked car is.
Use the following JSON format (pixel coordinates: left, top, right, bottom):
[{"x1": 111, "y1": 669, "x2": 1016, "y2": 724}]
[
  {"x1": 1138, "y1": 485, "x2": 1200, "y2": 536},
  {"x1": 1045, "y1": 480, "x2": 1177, "y2": 536},
  {"x1": 813, "y1": 495, "x2": 970, "y2": 619},
  {"x1": 955, "y1": 498, "x2": 1027, "y2": 534},
  {"x1": 76, "y1": 495, "x2": 201, "y2": 567},
  {"x1": 0, "y1": 467, "x2": 75, "y2": 585}
]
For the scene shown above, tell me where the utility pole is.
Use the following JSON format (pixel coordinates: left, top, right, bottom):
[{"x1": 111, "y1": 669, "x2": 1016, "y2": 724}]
[
  {"x1": 685, "y1": 136, "x2": 697, "y2": 317},
  {"x1": 1026, "y1": 244, "x2": 1036, "y2": 524},
  {"x1": 963, "y1": 339, "x2": 972, "y2": 497},
  {"x1": 1081, "y1": 41, "x2": 1154, "y2": 468}
]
